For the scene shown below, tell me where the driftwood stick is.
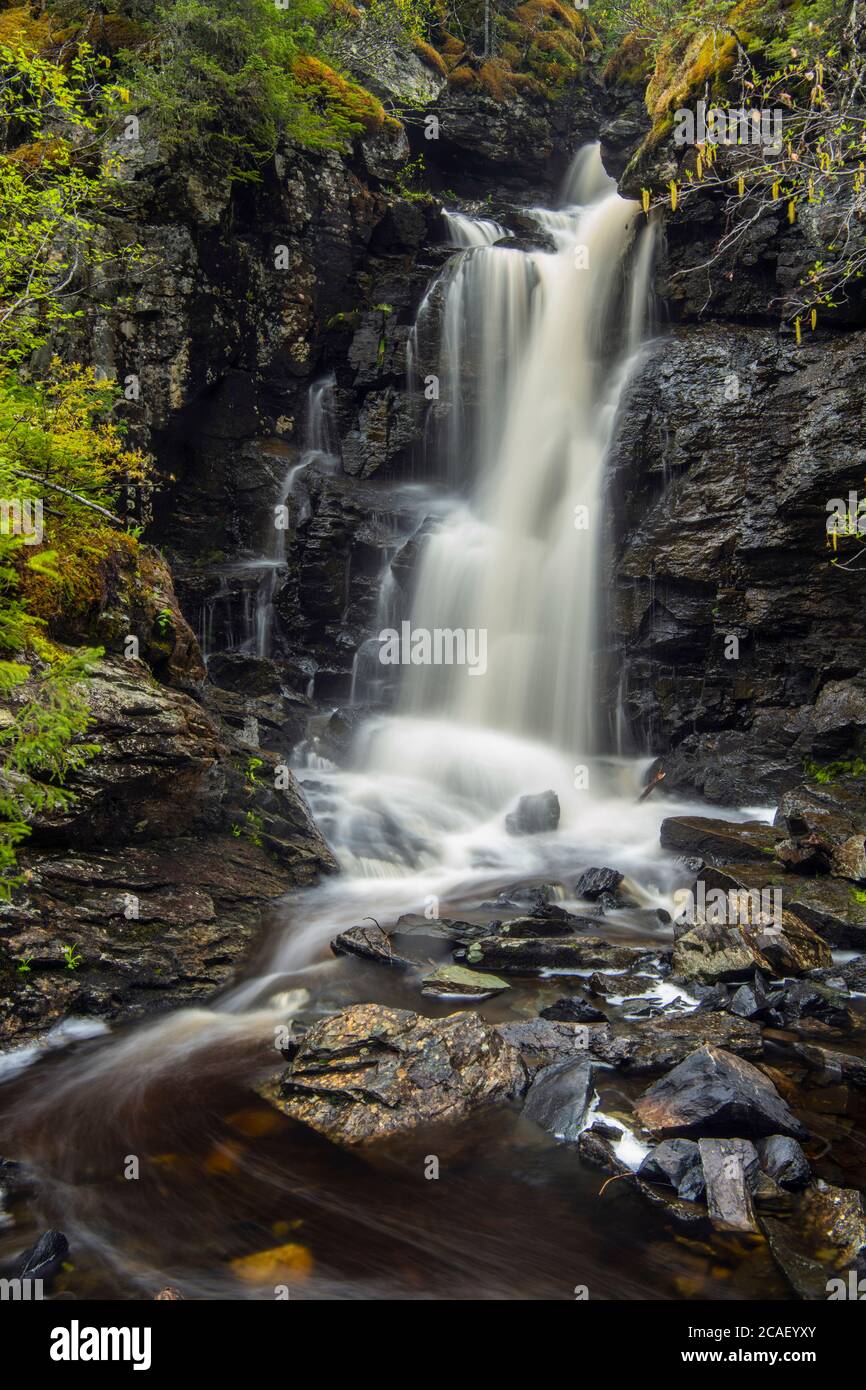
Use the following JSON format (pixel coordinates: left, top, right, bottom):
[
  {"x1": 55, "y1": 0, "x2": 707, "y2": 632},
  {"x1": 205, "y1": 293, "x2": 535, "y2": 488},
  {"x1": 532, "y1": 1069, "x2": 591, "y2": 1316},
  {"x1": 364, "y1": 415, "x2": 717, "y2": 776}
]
[{"x1": 638, "y1": 769, "x2": 666, "y2": 803}]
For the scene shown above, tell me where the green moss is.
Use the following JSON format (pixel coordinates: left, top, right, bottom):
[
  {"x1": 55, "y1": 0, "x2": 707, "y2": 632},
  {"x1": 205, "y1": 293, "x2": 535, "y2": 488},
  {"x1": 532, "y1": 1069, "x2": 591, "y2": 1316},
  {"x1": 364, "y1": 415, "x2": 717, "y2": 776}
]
[{"x1": 803, "y1": 757, "x2": 866, "y2": 785}]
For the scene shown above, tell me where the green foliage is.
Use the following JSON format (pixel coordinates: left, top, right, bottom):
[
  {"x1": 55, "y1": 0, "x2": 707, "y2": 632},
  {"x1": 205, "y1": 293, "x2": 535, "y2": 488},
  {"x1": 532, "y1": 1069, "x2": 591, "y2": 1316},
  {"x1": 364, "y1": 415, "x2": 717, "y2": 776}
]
[
  {"x1": 635, "y1": 0, "x2": 866, "y2": 323},
  {"x1": 0, "y1": 41, "x2": 153, "y2": 901},
  {"x1": 121, "y1": 0, "x2": 384, "y2": 176},
  {"x1": 0, "y1": 40, "x2": 129, "y2": 364},
  {"x1": 61, "y1": 941, "x2": 83, "y2": 970}
]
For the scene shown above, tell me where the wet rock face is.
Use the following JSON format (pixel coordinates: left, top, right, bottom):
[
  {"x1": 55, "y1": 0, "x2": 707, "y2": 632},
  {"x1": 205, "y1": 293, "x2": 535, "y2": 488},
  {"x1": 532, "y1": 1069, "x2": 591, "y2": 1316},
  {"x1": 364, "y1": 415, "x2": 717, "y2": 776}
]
[
  {"x1": 605, "y1": 326, "x2": 866, "y2": 803},
  {"x1": 262, "y1": 1003, "x2": 527, "y2": 1146},
  {"x1": 0, "y1": 656, "x2": 335, "y2": 1043}
]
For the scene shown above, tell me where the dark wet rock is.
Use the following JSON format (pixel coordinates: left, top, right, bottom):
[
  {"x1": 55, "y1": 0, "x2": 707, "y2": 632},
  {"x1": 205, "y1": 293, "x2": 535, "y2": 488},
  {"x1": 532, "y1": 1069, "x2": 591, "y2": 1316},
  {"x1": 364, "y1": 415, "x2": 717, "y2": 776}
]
[
  {"x1": 661, "y1": 817, "x2": 782, "y2": 864},
  {"x1": 763, "y1": 979, "x2": 854, "y2": 1031},
  {"x1": 638, "y1": 1138, "x2": 705, "y2": 1201},
  {"x1": 574, "y1": 867, "x2": 624, "y2": 901},
  {"x1": 420, "y1": 964, "x2": 509, "y2": 999},
  {"x1": 606, "y1": 327, "x2": 866, "y2": 806},
  {"x1": 812, "y1": 956, "x2": 866, "y2": 995},
  {"x1": 494, "y1": 913, "x2": 584, "y2": 939},
  {"x1": 496, "y1": 1017, "x2": 598, "y2": 1075},
  {"x1": 262, "y1": 1004, "x2": 527, "y2": 1146},
  {"x1": 206, "y1": 652, "x2": 287, "y2": 697},
  {"x1": 634, "y1": 1046, "x2": 807, "y2": 1140},
  {"x1": 494, "y1": 231, "x2": 557, "y2": 255},
  {"x1": 330, "y1": 923, "x2": 413, "y2": 970},
  {"x1": 774, "y1": 782, "x2": 866, "y2": 882},
  {"x1": 689, "y1": 861, "x2": 866, "y2": 951},
  {"x1": 484, "y1": 883, "x2": 560, "y2": 913},
  {"x1": 693, "y1": 983, "x2": 732, "y2": 1013},
  {"x1": 728, "y1": 972, "x2": 770, "y2": 1020},
  {"x1": 576, "y1": 1130, "x2": 707, "y2": 1227},
  {"x1": 505, "y1": 790, "x2": 560, "y2": 836},
  {"x1": 390, "y1": 915, "x2": 483, "y2": 958},
  {"x1": 762, "y1": 1184, "x2": 866, "y2": 1300},
  {"x1": 756, "y1": 1136, "x2": 812, "y2": 1192},
  {"x1": 0, "y1": 1158, "x2": 30, "y2": 1204},
  {"x1": 672, "y1": 877, "x2": 832, "y2": 982},
  {"x1": 589, "y1": 1012, "x2": 762, "y2": 1074},
  {"x1": 539, "y1": 996, "x2": 607, "y2": 1024},
  {"x1": 0, "y1": 654, "x2": 335, "y2": 1042},
  {"x1": 587, "y1": 971, "x2": 656, "y2": 999},
  {"x1": 457, "y1": 935, "x2": 645, "y2": 974},
  {"x1": 522, "y1": 1058, "x2": 595, "y2": 1141},
  {"x1": 788, "y1": 1040, "x2": 866, "y2": 1089},
  {"x1": 588, "y1": 1119, "x2": 622, "y2": 1140},
  {"x1": 699, "y1": 1138, "x2": 759, "y2": 1234},
  {"x1": 12, "y1": 1229, "x2": 69, "y2": 1282}
]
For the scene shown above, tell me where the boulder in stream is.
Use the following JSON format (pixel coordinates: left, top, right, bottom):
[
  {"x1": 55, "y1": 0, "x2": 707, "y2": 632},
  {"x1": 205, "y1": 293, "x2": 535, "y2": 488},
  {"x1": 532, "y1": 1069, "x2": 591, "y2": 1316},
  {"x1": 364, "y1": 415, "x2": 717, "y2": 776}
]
[
  {"x1": 505, "y1": 790, "x2": 560, "y2": 836},
  {"x1": 522, "y1": 1057, "x2": 595, "y2": 1140},
  {"x1": 330, "y1": 922, "x2": 413, "y2": 969},
  {"x1": 261, "y1": 1003, "x2": 527, "y2": 1146},
  {"x1": 634, "y1": 1045, "x2": 807, "y2": 1139}
]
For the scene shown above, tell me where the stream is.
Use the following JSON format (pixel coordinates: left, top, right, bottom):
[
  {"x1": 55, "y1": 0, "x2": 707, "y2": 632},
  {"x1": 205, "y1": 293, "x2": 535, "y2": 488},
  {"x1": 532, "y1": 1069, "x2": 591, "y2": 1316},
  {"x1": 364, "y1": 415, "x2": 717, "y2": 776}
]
[{"x1": 0, "y1": 147, "x2": 808, "y2": 1301}]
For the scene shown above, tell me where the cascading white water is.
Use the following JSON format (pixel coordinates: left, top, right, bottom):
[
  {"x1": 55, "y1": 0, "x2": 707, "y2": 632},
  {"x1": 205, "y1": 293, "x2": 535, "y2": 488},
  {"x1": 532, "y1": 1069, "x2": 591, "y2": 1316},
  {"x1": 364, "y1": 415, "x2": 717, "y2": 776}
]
[
  {"x1": 441, "y1": 209, "x2": 506, "y2": 247},
  {"x1": 252, "y1": 374, "x2": 339, "y2": 658},
  {"x1": 368, "y1": 146, "x2": 655, "y2": 781}
]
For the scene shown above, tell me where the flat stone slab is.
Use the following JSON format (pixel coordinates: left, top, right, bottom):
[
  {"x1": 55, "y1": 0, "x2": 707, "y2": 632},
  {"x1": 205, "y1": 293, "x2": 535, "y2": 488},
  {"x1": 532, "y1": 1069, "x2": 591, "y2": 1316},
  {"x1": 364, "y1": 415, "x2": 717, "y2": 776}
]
[{"x1": 661, "y1": 816, "x2": 783, "y2": 863}]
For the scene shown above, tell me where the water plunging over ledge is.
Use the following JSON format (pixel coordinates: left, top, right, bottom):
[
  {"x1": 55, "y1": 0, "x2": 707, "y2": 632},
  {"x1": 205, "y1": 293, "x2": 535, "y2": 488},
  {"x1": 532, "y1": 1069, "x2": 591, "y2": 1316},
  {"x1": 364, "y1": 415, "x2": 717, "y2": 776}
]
[{"x1": 0, "y1": 147, "x2": 780, "y2": 1302}]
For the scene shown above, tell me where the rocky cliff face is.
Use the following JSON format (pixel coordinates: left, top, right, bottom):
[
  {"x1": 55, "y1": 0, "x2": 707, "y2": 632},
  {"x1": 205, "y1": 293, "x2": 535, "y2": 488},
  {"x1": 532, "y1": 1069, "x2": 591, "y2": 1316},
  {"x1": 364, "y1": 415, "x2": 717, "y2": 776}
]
[
  {"x1": 600, "y1": 55, "x2": 866, "y2": 803},
  {"x1": 85, "y1": 65, "x2": 598, "y2": 699},
  {"x1": 0, "y1": 649, "x2": 336, "y2": 1044},
  {"x1": 604, "y1": 326, "x2": 866, "y2": 803}
]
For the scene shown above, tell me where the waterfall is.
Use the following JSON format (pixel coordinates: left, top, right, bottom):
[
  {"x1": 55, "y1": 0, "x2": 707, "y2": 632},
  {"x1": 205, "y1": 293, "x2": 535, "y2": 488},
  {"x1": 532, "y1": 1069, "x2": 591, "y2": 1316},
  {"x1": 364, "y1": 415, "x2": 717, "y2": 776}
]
[
  {"x1": 441, "y1": 209, "x2": 505, "y2": 247},
  {"x1": 370, "y1": 146, "x2": 655, "y2": 784},
  {"x1": 252, "y1": 374, "x2": 339, "y2": 659}
]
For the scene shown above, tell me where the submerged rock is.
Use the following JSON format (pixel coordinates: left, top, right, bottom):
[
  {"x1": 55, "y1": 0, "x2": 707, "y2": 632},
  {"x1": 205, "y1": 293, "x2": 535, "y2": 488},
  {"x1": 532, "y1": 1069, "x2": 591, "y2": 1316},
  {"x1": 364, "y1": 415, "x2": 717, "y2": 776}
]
[
  {"x1": 262, "y1": 1004, "x2": 527, "y2": 1146},
  {"x1": 12, "y1": 1229, "x2": 69, "y2": 1282},
  {"x1": 762, "y1": 1184, "x2": 866, "y2": 1300},
  {"x1": 505, "y1": 790, "x2": 560, "y2": 836},
  {"x1": 634, "y1": 1046, "x2": 807, "y2": 1139}
]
